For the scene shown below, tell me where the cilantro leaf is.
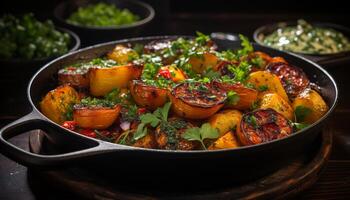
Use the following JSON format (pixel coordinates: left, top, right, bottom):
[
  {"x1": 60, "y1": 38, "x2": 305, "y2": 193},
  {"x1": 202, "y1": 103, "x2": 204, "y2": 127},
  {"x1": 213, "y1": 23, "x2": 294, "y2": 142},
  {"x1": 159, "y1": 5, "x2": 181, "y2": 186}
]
[
  {"x1": 293, "y1": 122, "x2": 309, "y2": 131},
  {"x1": 238, "y1": 34, "x2": 254, "y2": 55},
  {"x1": 133, "y1": 123, "x2": 148, "y2": 140},
  {"x1": 227, "y1": 91, "x2": 240, "y2": 106},
  {"x1": 182, "y1": 123, "x2": 219, "y2": 150},
  {"x1": 258, "y1": 85, "x2": 268, "y2": 92},
  {"x1": 140, "y1": 113, "x2": 161, "y2": 127}
]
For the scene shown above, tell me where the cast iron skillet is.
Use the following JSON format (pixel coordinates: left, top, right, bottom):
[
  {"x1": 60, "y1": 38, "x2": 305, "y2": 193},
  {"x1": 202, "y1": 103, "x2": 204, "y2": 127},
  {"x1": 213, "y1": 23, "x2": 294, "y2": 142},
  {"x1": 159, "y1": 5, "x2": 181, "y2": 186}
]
[
  {"x1": 0, "y1": 36, "x2": 338, "y2": 182},
  {"x1": 254, "y1": 22, "x2": 350, "y2": 67}
]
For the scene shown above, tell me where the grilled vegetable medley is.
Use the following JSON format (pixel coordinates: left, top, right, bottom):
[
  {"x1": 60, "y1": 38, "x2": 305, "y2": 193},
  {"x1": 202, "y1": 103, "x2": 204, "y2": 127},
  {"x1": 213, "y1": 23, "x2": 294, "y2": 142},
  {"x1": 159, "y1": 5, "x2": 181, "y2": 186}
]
[{"x1": 40, "y1": 32, "x2": 329, "y2": 150}]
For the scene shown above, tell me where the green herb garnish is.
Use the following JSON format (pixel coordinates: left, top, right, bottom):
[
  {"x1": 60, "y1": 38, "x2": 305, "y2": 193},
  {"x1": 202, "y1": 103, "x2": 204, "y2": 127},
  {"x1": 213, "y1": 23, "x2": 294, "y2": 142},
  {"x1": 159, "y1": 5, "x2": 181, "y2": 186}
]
[
  {"x1": 182, "y1": 123, "x2": 219, "y2": 150},
  {"x1": 67, "y1": 3, "x2": 140, "y2": 27},
  {"x1": 227, "y1": 91, "x2": 240, "y2": 106}
]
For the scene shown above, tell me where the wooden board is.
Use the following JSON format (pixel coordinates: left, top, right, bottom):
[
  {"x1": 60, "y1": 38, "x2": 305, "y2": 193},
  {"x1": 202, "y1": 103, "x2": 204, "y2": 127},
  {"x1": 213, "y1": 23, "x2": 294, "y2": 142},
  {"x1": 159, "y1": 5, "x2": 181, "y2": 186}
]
[{"x1": 28, "y1": 129, "x2": 332, "y2": 200}]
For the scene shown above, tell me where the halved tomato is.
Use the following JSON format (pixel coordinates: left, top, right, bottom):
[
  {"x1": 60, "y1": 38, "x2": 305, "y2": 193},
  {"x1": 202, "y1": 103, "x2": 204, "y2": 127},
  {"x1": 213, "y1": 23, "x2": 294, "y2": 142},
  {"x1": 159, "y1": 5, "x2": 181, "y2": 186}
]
[
  {"x1": 215, "y1": 81, "x2": 258, "y2": 110},
  {"x1": 267, "y1": 62, "x2": 310, "y2": 99},
  {"x1": 237, "y1": 108, "x2": 293, "y2": 146},
  {"x1": 58, "y1": 67, "x2": 90, "y2": 89},
  {"x1": 129, "y1": 80, "x2": 168, "y2": 110},
  {"x1": 73, "y1": 105, "x2": 121, "y2": 129},
  {"x1": 169, "y1": 82, "x2": 226, "y2": 119}
]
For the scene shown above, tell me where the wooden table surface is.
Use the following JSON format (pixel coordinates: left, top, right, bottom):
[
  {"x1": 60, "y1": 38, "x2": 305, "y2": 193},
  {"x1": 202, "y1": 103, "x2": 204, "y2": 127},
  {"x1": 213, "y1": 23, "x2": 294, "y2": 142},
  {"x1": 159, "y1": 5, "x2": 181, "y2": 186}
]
[{"x1": 0, "y1": 12, "x2": 350, "y2": 200}]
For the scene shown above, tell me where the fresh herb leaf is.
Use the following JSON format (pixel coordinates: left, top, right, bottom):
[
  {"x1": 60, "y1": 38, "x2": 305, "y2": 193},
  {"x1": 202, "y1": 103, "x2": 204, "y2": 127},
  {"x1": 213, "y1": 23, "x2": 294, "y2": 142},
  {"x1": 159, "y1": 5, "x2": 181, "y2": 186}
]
[
  {"x1": 182, "y1": 123, "x2": 219, "y2": 150},
  {"x1": 140, "y1": 113, "x2": 161, "y2": 127},
  {"x1": 195, "y1": 31, "x2": 210, "y2": 45},
  {"x1": 293, "y1": 122, "x2": 309, "y2": 131},
  {"x1": 246, "y1": 115, "x2": 259, "y2": 129},
  {"x1": 227, "y1": 91, "x2": 240, "y2": 105},
  {"x1": 228, "y1": 61, "x2": 251, "y2": 83},
  {"x1": 133, "y1": 102, "x2": 172, "y2": 140},
  {"x1": 295, "y1": 106, "x2": 312, "y2": 122},
  {"x1": 238, "y1": 34, "x2": 254, "y2": 56},
  {"x1": 104, "y1": 88, "x2": 120, "y2": 104},
  {"x1": 133, "y1": 123, "x2": 148, "y2": 140}
]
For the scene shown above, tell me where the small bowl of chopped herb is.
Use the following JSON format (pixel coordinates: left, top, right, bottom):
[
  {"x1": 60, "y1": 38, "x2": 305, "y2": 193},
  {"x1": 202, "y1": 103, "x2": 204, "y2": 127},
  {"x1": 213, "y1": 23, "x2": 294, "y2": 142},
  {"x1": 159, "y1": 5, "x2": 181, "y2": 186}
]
[
  {"x1": 54, "y1": 0, "x2": 155, "y2": 46},
  {"x1": 0, "y1": 13, "x2": 80, "y2": 79},
  {"x1": 254, "y1": 20, "x2": 350, "y2": 66}
]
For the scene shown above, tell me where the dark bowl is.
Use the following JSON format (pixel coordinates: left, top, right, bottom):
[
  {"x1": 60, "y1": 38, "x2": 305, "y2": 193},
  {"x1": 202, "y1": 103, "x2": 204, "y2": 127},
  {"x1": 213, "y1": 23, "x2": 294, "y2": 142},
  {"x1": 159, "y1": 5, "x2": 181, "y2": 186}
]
[
  {"x1": 253, "y1": 21, "x2": 350, "y2": 67},
  {"x1": 0, "y1": 27, "x2": 80, "y2": 83},
  {"x1": 54, "y1": 0, "x2": 155, "y2": 47}
]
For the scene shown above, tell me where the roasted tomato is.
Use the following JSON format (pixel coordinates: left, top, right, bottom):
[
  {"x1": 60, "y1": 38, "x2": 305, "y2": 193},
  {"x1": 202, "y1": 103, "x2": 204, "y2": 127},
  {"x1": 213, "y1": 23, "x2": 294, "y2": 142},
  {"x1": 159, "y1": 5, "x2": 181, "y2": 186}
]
[
  {"x1": 215, "y1": 82, "x2": 258, "y2": 110},
  {"x1": 58, "y1": 66, "x2": 90, "y2": 89},
  {"x1": 40, "y1": 85, "x2": 80, "y2": 124},
  {"x1": 89, "y1": 63, "x2": 142, "y2": 96},
  {"x1": 107, "y1": 45, "x2": 138, "y2": 64},
  {"x1": 73, "y1": 105, "x2": 121, "y2": 129},
  {"x1": 267, "y1": 62, "x2": 310, "y2": 99},
  {"x1": 270, "y1": 57, "x2": 288, "y2": 64},
  {"x1": 157, "y1": 65, "x2": 186, "y2": 83},
  {"x1": 188, "y1": 52, "x2": 219, "y2": 74},
  {"x1": 169, "y1": 82, "x2": 226, "y2": 119},
  {"x1": 237, "y1": 108, "x2": 293, "y2": 146},
  {"x1": 248, "y1": 51, "x2": 272, "y2": 70},
  {"x1": 155, "y1": 118, "x2": 198, "y2": 150},
  {"x1": 129, "y1": 80, "x2": 168, "y2": 110}
]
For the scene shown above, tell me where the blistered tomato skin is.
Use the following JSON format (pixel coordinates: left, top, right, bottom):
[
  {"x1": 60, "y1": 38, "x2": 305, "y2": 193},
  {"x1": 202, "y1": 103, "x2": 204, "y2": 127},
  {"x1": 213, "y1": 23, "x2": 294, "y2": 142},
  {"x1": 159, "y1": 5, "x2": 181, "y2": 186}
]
[
  {"x1": 237, "y1": 108, "x2": 293, "y2": 146},
  {"x1": 267, "y1": 62, "x2": 309, "y2": 99},
  {"x1": 169, "y1": 82, "x2": 226, "y2": 119},
  {"x1": 58, "y1": 67, "x2": 90, "y2": 89},
  {"x1": 129, "y1": 80, "x2": 168, "y2": 110}
]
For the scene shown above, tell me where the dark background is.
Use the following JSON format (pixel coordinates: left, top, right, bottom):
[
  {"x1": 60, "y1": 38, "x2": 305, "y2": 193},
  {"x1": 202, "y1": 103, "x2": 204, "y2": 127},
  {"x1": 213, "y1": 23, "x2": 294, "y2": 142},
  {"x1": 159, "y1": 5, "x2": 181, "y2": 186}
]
[{"x1": 1, "y1": 0, "x2": 350, "y2": 199}]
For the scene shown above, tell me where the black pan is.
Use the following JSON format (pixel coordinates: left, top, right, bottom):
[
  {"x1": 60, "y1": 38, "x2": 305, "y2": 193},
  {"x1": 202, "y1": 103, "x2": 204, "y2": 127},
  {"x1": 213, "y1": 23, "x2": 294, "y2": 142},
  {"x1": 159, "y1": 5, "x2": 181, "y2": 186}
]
[{"x1": 0, "y1": 36, "x2": 338, "y2": 184}]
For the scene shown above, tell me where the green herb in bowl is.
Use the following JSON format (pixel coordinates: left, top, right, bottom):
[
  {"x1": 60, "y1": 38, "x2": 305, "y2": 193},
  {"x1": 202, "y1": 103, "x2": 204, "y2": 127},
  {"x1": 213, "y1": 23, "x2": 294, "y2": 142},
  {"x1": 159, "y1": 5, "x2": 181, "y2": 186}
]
[
  {"x1": 0, "y1": 13, "x2": 70, "y2": 60},
  {"x1": 262, "y1": 20, "x2": 350, "y2": 55},
  {"x1": 66, "y1": 3, "x2": 140, "y2": 27}
]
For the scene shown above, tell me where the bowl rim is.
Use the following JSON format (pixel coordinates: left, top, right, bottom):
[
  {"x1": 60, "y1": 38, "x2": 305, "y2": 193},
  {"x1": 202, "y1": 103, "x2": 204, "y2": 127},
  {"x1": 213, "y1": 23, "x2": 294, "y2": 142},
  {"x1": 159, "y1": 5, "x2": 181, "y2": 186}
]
[
  {"x1": 253, "y1": 21, "x2": 350, "y2": 57},
  {"x1": 27, "y1": 35, "x2": 338, "y2": 154},
  {"x1": 0, "y1": 27, "x2": 80, "y2": 63},
  {"x1": 53, "y1": 0, "x2": 155, "y2": 30}
]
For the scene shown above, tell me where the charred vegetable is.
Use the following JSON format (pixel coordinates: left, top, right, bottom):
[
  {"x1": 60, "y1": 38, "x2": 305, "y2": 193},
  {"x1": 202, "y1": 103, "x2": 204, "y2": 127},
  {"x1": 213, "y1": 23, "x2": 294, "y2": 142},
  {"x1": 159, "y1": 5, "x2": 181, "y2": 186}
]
[
  {"x1": 169, "y1": 82, "x2": 226, "y2": 119},
  {"x1": 237, "y1": 108, "x2": 293, "y2": 146}
]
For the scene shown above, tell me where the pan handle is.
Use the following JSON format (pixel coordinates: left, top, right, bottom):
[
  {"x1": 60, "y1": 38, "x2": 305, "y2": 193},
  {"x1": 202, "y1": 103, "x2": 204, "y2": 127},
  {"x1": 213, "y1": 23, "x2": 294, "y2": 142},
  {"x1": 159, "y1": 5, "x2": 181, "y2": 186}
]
[{"x1": 0, "y1": 110, "x2": 128, "y2": 168}]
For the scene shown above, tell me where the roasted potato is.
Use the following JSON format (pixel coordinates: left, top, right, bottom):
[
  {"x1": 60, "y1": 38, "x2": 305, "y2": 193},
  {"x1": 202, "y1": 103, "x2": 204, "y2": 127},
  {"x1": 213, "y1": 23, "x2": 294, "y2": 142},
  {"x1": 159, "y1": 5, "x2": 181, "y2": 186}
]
[
  {"x1": 129, "y1": 80, "x2": 168, "y2": 110},
  {"x1": 188, "y1": 51, "x2": 219, "y2": 73},
  {"x1": 107, "y1": 45, "x2": 138, "y2": 64},
  {"x1": 89, "y1": 63, "x2": 142, "y2": 96},
  {"x1": 247, "y1": 71, "x2": 289, "y2": 102},
  {"x1": 257, "y1": 92, "x2": 294, "y2": 120},
  {"x1": 292, "y1": 89, "x2": 328, "y2": 123},
  {"x1": 208, "y1": 131, "x2": 239, "y2": 150},
  {"x1": 40, "y1": 85, "x2": 80, "y2": 124},
  {"x1": 237, "y1": 108, "x2": 293, "y2": 146},
  {"x1": 208, "y1": 109, "x2": 242, "y2": 137},
  {"x1": 169, "y1": 82, "x2": 226, "y2": 119},
  {"x1": 73, "y1": 105, "x2": 121, "y2": 129}
]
